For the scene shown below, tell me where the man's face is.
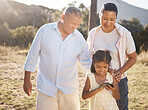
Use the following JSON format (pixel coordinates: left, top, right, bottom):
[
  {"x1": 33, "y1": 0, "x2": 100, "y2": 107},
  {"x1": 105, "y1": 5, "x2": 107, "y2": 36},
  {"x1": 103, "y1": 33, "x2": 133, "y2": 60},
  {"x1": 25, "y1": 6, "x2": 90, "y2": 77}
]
[
  {"x1": 62, "y1": 14, "x2": 82, "y2": 34},
  {"x1": 100, "y1": 11, "x2": 116, "y2": 33}
]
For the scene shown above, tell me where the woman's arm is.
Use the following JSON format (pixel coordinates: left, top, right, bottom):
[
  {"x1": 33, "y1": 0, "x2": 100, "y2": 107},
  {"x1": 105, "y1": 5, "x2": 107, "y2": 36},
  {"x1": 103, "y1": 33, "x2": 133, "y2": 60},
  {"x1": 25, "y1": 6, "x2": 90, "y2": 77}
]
[
  {"x1": 114, "y1": 51, "x2": 137, "y2": 82},
  {"x1": 82, "y1": 76, "x2": 104, "y2": 100},
  {"x1": 112, "y1": 81, "x2": 120, "y2": 100},
  {"x1": 106, "y1": 78, "x2": 120, "y2": 100},
  {"x1": 119, "y1": 51, "x2": 136, "y2": 74}
]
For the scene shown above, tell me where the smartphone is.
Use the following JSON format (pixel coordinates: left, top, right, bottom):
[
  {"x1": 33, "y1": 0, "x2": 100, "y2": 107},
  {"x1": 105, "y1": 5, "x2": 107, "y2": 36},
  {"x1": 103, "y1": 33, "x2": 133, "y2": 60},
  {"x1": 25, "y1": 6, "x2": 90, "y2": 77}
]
[
  {"x1": 100, "y1": 82, "x2": 114, "y2": 88},
  {"x1": 107, "y1": 83, "x2": 114, "y2": 87}
]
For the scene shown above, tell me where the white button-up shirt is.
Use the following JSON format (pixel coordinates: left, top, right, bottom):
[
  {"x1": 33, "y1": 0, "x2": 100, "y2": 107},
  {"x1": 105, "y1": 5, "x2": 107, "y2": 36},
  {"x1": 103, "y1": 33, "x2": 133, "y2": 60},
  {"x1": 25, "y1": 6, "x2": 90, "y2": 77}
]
[{"x1": 24, "y1": 21, "x2": 92, "y2": 97}]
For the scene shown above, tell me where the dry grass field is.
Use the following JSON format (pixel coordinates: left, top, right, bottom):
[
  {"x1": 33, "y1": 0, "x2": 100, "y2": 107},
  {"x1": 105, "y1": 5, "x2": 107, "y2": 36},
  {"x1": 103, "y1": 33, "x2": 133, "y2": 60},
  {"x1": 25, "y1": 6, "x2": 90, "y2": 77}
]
[{"x1": 0, "y1": 46, "x2": 148, "y2": 110}]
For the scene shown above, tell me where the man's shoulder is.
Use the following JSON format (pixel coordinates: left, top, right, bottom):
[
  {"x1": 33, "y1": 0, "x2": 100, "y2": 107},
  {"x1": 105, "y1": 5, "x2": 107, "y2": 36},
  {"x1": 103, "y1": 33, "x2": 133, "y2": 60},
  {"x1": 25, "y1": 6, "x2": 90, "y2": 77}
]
[
  {"x1": 38, "y1": 22, "x2": 57, "y2": 31},
  {"x1": 74, "y1": 29, "x2": 85, "y2": 40},
  {"x1": 74, "y1": 29, "x2": 83, "y2": 36},
  {"x1": 36, "y1": 22, "x2": 57, "y2": 34},
  {"x1": 41, "y1": 22, "x2": 55, "y2": 29}
]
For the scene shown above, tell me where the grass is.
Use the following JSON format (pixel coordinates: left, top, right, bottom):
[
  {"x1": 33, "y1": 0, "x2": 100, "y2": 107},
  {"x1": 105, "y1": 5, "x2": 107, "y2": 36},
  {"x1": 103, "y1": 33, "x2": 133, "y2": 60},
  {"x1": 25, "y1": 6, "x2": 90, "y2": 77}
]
[
  {"x1": 0, "y1": 46, "x2": 36, "y2": 110},
  {"x1": 0, "y1": 45, "x2": 148, "y2": 110},
  {"x1": 127, "y1": 56, "x2": 148, "y2": 110}
]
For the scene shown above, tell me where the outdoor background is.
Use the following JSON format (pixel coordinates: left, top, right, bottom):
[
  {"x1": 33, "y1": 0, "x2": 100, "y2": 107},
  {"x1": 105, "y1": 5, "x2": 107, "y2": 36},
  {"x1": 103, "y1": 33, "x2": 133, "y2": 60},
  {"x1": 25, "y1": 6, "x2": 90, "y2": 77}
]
[{"x1": 0, "y1": 0, "x2": 148, "y2": 110}]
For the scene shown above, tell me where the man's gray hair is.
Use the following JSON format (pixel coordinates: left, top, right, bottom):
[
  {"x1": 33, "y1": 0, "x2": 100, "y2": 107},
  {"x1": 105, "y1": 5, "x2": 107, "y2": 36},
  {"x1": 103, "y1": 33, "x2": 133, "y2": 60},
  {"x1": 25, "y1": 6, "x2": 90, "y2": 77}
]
[{"x1": 63, "y1": 6, "x2": 82, "y2": 18}]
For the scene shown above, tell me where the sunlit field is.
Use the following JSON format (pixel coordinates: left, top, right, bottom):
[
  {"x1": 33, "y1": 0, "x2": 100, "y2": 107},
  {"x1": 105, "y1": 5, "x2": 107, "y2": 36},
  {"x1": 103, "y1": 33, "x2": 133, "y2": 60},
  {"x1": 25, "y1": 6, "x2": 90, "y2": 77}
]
[{"x1": 0, "y1": 46, "x2": 148, "y2": 110}]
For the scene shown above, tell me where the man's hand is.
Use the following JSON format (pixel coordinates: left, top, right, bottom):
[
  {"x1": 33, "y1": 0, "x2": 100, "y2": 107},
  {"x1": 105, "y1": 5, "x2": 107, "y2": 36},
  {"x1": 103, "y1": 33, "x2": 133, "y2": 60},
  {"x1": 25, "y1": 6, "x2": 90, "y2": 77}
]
[
  {"x1": 23, "y1": 79, "x2": 32, "y2": 96},
  {"x1": 23, "y1": 71, "x2": 32, "y2": 96}
]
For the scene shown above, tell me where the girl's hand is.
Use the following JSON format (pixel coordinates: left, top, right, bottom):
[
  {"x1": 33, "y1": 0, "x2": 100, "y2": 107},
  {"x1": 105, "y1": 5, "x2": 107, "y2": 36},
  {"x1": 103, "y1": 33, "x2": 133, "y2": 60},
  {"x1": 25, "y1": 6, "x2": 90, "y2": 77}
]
[
  {"x1": 105, "y1": 84, "x2": 113, "y2": 91},
  {"x1": 99, "y1": 79, "x2": 108, "y2": 88},
  {"x1": 105, "y1": 76, "x2": 118, "y2": 91}
]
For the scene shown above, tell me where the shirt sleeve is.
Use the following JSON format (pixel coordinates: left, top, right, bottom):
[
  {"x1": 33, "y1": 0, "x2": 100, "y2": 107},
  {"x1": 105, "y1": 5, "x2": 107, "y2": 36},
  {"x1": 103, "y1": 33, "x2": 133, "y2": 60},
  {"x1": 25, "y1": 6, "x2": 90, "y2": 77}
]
[
  {"x1": 24, "y1": 26, "x2": 44, "y2": 72},
  {"x1": 77, "y1": 37, "x2": 92, "y2": 72},
  {"x1": 125, "y1": 31, "x2": 136, "y2": 54},
  {"x1": 87, "y1": 29, "x2": 95, "y2": 57}
]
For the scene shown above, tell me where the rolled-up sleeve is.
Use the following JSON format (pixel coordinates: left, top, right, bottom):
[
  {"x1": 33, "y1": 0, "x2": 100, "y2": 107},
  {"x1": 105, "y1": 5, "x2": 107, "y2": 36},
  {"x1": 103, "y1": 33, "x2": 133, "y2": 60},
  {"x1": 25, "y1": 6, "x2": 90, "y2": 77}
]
[
  {"x1": 24, "y1": 27, "x2": 43, "y2": 72},
  {"x1": 87, "y1": 29, "x2": 95, "y2": 56},
  {"x1": 77, "y1": 38, "x2": 92, "y2": 72},
  {"x1": 125, "y1": 31, "x2": 136, "y2": 54}
]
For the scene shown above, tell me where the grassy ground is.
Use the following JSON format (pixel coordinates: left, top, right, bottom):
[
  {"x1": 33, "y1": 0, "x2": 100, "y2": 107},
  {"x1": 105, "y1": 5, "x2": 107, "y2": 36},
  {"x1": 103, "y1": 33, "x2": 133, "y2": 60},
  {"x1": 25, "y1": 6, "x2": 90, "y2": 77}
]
[
  {"x1": 127, "y1": 52, "x2": 148, "y2": 110},
  {"x1": 0, "y1": 46, "x2": 148, "y2": 110}
]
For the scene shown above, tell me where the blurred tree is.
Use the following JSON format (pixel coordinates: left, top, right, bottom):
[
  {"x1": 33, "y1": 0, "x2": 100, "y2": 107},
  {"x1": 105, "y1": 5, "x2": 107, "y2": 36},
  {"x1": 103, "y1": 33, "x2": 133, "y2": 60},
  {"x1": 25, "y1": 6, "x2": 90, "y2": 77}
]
[
  {"x1": 68, "y1": 1, "x2": 77, "y2": 7},
  {"x1": 137, "y1": 24, "x2": 148, "y2": 53},
  {"x1": 78, "y1": 3, "x2": 89, "y2": 39},
  {"x1": 2, "y1": 0, "x2": 146, "y2": 52},
  {"x1": 0, "y1": 0, "x2": 51, "y2": 29},
  {"x1": 11, "y1": 26, "x2": 37, "y2": 48},
  {"x1": 88, "y1": 0, "x2": 97, "y2": 31},
  {"x1": 79, "y1": 3, "x2": 85, "y2": 10},
  {"x1": 120, "y1": 18, "x2": 143, "y2": 36},
  {"x1": 0, "y1": 23, "x2": 13, "y2": 46},
  {"x1": 51, "y1": 9, "x2": 63, "y2": 22},
  {"x1": 78, "y1": 3, "x2": 100, "y2": 39}
]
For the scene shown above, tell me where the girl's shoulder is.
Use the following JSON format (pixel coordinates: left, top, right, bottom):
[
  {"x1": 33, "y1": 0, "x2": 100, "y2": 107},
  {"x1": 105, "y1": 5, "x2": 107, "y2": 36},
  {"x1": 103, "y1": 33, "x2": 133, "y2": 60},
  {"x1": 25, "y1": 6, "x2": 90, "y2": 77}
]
[{"x1": 87, "y1": 73, "x2": 95, "y2": 80}]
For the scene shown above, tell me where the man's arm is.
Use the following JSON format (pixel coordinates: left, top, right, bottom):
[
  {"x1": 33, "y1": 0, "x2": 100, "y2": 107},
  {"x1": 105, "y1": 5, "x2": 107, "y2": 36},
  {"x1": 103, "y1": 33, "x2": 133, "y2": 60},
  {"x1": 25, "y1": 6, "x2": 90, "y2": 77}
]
[
  {"x1": 23, "y1": 71, "x2": 32, "y2": 96},
  {"x1": 23, "y1": 26, "x2": 44, "y2": 96}
]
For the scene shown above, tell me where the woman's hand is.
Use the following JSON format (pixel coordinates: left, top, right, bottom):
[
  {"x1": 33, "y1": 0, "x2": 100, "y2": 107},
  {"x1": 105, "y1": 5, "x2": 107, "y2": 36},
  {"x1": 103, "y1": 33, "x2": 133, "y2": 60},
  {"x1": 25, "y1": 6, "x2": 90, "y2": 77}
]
[
  {"x1": 105, "y1": 76, "x2": 118, "y2": 91},
  {"x1": 108, "y1": 67, "x2": 114, "y2": 75},
  {"x1": 113, "y1": 69, "x2": 121, "y2": 83}
]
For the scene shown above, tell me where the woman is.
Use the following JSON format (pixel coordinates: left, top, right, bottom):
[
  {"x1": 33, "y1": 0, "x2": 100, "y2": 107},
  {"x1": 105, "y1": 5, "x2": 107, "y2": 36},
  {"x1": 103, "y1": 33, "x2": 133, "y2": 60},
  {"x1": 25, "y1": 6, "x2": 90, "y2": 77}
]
[{"x1": 87, "y1": 2, "x2": 137, "y2": 110}]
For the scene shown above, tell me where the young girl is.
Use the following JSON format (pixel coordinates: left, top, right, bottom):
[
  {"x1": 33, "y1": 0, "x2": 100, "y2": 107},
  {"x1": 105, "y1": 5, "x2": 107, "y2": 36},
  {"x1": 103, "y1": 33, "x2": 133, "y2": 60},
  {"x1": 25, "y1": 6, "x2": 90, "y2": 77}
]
[{"x1": 82, "y1": 50, "x2": 120, "y2": 110}]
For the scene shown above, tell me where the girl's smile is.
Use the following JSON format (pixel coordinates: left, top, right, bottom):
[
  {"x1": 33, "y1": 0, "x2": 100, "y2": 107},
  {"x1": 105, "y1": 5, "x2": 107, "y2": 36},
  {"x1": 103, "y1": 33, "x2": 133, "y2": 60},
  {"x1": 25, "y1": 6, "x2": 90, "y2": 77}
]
[{"x1": 93, "y1": 62, "x2": 109, "y2": 77}]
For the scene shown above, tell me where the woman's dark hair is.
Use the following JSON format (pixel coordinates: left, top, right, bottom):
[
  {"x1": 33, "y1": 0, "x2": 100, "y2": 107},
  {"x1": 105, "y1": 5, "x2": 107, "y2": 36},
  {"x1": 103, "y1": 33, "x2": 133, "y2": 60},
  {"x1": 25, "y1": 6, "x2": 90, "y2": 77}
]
[
  {"x1": 100, "y1": 2, "x2": 118, "y2": 16},
  {"x1": 91, "y1": 50, "x2": 112, "y2": 73}
]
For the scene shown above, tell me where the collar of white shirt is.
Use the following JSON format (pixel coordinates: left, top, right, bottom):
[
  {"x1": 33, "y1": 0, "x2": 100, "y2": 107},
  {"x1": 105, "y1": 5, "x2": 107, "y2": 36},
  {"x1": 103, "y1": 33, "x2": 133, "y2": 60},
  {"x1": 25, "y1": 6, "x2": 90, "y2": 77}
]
[{"x1": 52, "y1": 20, "x2": 77, "y2": 37}]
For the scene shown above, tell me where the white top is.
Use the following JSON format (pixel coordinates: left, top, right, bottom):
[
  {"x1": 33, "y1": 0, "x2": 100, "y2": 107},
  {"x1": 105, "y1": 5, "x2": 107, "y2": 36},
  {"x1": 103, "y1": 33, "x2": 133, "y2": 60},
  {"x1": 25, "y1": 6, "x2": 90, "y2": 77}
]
[
  {"x1": 87, "y1": 23, "x2": 136, "y2": 79},
  {"x1": 94, "y1": 28, "x2": 120, "y2": 70},
  {"x1": 24, "y1": 21, "x2": 92, "y2": 97}
]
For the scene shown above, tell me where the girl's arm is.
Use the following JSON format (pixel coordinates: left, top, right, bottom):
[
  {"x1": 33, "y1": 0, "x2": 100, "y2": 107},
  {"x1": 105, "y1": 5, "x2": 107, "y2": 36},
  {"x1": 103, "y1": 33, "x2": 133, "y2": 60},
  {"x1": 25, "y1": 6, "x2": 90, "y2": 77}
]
[{"x1": 82, "y1": 76, "x2": 104, "y2": 100}]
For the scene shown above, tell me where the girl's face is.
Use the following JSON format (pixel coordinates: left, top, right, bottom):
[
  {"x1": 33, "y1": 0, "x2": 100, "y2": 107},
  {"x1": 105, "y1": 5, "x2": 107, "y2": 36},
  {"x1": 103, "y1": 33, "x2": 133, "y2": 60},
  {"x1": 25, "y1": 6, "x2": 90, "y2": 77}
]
[
  {"x1": 93, "y1": 61, "x2": 109, "y2": 77},
  {"x1": 100, "y1": 10, "x2": 116, "y2": 33}
]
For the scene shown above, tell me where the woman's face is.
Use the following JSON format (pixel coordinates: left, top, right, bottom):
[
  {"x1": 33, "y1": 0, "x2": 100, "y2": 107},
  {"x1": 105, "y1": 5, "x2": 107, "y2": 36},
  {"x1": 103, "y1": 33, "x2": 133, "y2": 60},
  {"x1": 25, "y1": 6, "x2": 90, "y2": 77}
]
[{"x1": 100, "y1": 11, "x2": 116, "y2": 33}]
